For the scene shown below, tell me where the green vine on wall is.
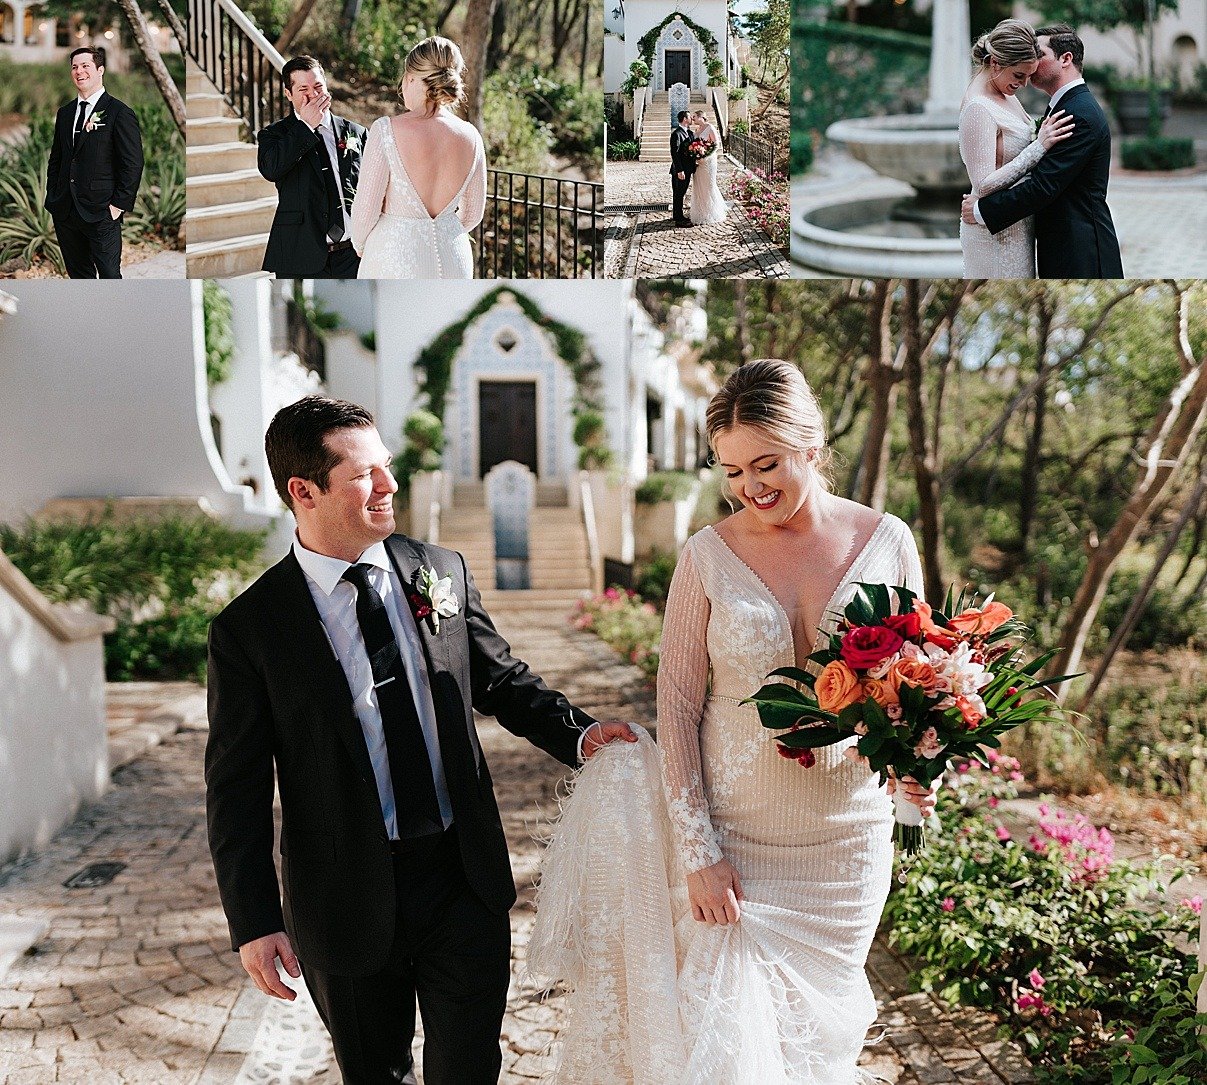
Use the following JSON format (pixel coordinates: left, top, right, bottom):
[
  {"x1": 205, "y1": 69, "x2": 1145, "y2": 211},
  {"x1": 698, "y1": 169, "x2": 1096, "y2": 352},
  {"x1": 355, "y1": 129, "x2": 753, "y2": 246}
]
[
  {"x1": 202, "y1": 280, "x2": 234, "y2": 387},
  {"x1": 413, "y1": 286, "x2": 604, "y2": 428},
  {"x1": 636, "y1": 11, "x2": 724, "y2": 86}
]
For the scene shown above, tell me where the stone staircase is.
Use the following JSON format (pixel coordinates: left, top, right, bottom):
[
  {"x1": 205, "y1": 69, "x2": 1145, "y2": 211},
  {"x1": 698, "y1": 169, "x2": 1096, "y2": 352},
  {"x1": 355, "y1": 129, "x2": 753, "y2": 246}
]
[
  {"x1": 639, "y1": 90, "x2": 709, "y2": 163},
  {"x1": 185, "y1": 60, "x2": 275, "y2": 277}
]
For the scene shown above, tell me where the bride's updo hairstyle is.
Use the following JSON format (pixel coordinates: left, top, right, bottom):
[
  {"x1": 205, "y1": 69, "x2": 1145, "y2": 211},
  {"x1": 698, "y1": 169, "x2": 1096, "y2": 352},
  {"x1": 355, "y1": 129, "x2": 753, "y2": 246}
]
[
  {"x1": 972, "y1": 19, "x2": 1039, "y2": 69},
  {"x1": 706, "y1": 359, "x2": 834, "y2": 492},
  {"x1": 401, "y1": 36, "x2": 465, "y2": 112}
]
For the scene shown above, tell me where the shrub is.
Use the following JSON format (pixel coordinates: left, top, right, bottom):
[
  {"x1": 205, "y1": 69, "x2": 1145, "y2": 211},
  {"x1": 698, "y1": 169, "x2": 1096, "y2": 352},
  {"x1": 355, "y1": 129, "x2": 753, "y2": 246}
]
[
  {"x1": 482, "y1": 71, "x2": 553, "y2": 174},
  {"x1": 725, "y1": 167, "x2": 789, "y2": 248},
  {"x1": 203, "y1": 281, "x2": 235, "y2": 386},
  {"x1": 635, "y1": 470, "x2": 698, "y2": 505},
  {"x1": 508, "y1": 68, "x2": 602, "y2": 167},
  {"x1": 1095, "y1": 568, "x2": 1206, "y2": 651},
  {"x1": 634, "y1": 550, "x2": 677, "y2": 608},
  {"x1": 621, "y1": 59, "x2": 651, "y2": 97},
  {"x1": 883, "y1": 758, "x2": 1205, "y2": 1079},
  {"x1": 0, "y1": 165, "x2": 63, "y2": 274},
  {"x1": 0, "y1": 510, "x2": 266, "y2": 682},
  {"x1": 126, "y1": 151, "x2": 186, "y2": 245},
  {"x1": 392, "y1": 410, "x2": 445, "y2": 499},
  {"x1": 1121, "y1": 136, "x2": 1195, "y2": 171},
  {"x1": 571, "y1": 587, "x2": 662, "y2": 678},
  {"x1": 604, "y1": 96, "x2": 633, "y2": 143},
  {"x1": 608, "y1": 139, "x2": 640, "y2": 161},
  {"x1": 730, "y1": 119, "x2": 750, "y2": 136}
]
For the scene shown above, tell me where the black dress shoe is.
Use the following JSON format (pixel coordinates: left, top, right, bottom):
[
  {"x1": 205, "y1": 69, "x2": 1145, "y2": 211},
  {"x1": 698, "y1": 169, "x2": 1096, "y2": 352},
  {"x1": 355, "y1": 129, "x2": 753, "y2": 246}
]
[{"x1": 674, "y1": 217, "x2": 691, "y2": 226}]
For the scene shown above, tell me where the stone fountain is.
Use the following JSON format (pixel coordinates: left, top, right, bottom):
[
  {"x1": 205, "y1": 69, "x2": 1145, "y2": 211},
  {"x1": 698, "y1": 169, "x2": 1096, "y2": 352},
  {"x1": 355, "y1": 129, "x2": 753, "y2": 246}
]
[{"x1": 793, "y1": 0, "x2": 970, "y2": 276}]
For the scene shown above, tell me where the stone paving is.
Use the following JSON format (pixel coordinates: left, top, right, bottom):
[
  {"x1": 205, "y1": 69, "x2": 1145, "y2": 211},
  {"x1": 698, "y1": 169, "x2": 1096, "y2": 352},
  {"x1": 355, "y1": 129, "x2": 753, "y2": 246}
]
[
  {"x1": 605, "y1": 158, "x2": 789, "y2": 279},
  {"x1": 791, "y1": 148, "x2": 1207, "y2": 279},
  {"x1": 0, "y1": 607, "x2": 1035, "y2": 1084}
]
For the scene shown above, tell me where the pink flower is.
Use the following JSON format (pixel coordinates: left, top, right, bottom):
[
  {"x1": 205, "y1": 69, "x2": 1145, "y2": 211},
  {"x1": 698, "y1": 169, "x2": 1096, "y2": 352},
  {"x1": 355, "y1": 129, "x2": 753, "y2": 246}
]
[
  {"x1": 996, "y1": 826, "x2": 1012, "y2": 842},
  {"x1": 1016, "y1": 991, "x2": 1052, "y2": 1016},
  {"x1": 987, "y1": 796, "x2": 999, "y2": 809},
  {"x1": 941, "y1": 897, "x2": 955, "y2": 912},
  {"x1": 1180, "y1": 895, "x2": 1203, "y2": 915},
  {"x1": 604, "y1": 587, "x2": 619, "y2": 600},
  {"x1": 914, "y1": 726, "x2": 945, "y2": 760},
  {"x1": 1028, "y1": 968, "x2": 1045, "y2": 989}
]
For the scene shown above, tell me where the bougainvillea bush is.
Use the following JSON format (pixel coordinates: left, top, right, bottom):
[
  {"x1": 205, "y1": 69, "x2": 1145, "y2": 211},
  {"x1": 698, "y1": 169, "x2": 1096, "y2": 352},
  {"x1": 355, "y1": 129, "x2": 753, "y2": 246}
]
[
  {"x1": 883, "y1": 756, "x2": 1206, "y2": 1081},
  {"x1": 571, "y1": 587, "x2": 662, "y2": 679},
  {"x1": 725, "y1": 167, "x2": 789, "y2": 249}
]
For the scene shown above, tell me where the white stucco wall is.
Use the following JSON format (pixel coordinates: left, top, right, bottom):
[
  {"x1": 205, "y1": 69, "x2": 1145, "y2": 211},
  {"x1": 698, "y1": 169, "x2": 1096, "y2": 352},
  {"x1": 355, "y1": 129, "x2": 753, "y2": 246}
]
[
  {"x1": 0, "y1": 561, "x2": 109, "y2": 865},
  {"x1": 0, "y1": 282, "x2": 263, "y2": 527}
]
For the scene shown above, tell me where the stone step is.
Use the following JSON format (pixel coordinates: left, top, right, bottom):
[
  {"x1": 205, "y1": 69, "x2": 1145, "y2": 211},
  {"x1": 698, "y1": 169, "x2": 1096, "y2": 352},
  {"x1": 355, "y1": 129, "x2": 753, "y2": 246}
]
[
  {"x1": 186, "y1": 70, "x2": 213, "y2": 96},
  {"x1": 188, "y1": 141, "x2": 259, "y2": 177},
  {"x1": 189, "y1": 92, "x2": 230, "y2": 119},
  {"x1": 187, "y1": 167, "x2": 276, "y2": 208},
  {"x1": 185, "y1": 196, "x2": 278, "y2": 245},
  {"x1": 185, "y1": 233, "x2": 269, "y2": 278},
  {"x1": 187, "y1": 115, "x2": 245, "y2": 147},
  {"x1": 479, "y1": 589, "x2": 588, "y2": 614}
]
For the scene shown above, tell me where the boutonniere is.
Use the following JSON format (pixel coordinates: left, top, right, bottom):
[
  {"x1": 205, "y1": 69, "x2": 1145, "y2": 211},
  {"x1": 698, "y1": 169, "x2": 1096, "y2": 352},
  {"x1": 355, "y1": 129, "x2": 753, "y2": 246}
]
[
  {"x1": 338, "y1": 134, "x2": 361, "y2": 155},
  {"x1": 408, "y1": 566, "x2": 460, "y2": 633},
  {"x1": 84, "y1": 110, "x2": 105, "y2": 133}
]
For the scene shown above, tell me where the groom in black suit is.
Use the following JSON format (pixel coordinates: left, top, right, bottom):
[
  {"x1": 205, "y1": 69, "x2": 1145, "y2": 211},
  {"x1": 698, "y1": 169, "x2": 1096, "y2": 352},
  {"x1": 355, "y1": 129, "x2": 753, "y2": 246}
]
[
  {"x1": 963, "y1": 25, "x2": 1123, "y2": 278},
  {"x1": 45, "y1": 47, "x2": 143, "y2": 279},
  {"x1": 258, "y1": 57, "x2": 366, "y2": 278},
  {"x1": 205, "y1": 396, "x2": 635, "y2": 1084},
  {"x1": 670, "y1": 110, "x2": 697, "y2": 226}
]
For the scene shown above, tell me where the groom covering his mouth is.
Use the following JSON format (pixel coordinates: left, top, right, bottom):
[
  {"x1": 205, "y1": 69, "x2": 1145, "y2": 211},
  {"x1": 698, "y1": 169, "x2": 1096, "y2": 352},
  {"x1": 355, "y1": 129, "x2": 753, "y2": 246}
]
[{"x1": 205, "y1": 395, "x2": 635, "y2": 1084}]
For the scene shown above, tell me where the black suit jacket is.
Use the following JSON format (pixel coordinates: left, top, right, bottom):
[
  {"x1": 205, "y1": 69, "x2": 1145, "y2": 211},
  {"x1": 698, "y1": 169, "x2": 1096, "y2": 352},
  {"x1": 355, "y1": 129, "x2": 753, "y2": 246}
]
[
  {"x1": 205, "y1": 534, "x2": 596, "y2": 976},
  {"x1": 670, "y1": 124, "x2": 697, "y2": 179},
  {"x1": 45, "y1": 91, "x2": 143, "y2": 223},
  {"x1": 978, "y1": 83, "x2": 1123, "y2": 278},
  {"x1": 257, "y1": 112, "x2": 366, "y2": 275}
]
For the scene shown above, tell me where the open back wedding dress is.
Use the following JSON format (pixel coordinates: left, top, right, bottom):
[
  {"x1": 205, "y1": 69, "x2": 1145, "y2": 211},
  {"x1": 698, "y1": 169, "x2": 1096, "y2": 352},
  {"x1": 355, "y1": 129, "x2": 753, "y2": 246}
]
[
  {"x1": 350, "y1": 116, "x2": 486, "y2": 279},
  {"x1": 530, "y1": 514, "x2": 924, "y2": 1084},
  {"x1": 958, "y1": 95, "x2": 1046, "y2": 278},
  {"x1": 689, "y1": 123, "x2": 728, "y2": 226}
]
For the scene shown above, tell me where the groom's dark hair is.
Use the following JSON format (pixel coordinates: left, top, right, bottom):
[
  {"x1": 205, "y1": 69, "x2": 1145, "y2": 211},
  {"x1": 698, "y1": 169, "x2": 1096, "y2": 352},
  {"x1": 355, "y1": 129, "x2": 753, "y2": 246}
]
[
  {"x1": 266, "y1": 395, "x2": 376, "y2": 509},
  {"x1": 282, "y1": 55, "x2": 325, "y2": 90},
  {"x1": 1037, "y1": 24, "x2": 1084, "y2": 71},
  {"x1": 677, "y1": 110, "x2": 689, "y2": 123},
  {"x1": 69, "y1": 46, "x2": 105, "y2": 69}
]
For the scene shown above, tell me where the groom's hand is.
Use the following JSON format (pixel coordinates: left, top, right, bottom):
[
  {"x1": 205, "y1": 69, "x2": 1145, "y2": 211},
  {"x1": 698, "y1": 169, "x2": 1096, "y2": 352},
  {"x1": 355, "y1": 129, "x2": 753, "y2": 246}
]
[
  {"x1": 960, "y1": 194, "x2": 978, "y2": 226},
  {"x1": 581, "y1": 720, "x2": 639, "y2": 759},
  {"x1": 296, "y1": 91, "x2": 331, "y2": 130},
  {"x1": 239, "y1": 931, "x2": 300, "y2": 1000}
]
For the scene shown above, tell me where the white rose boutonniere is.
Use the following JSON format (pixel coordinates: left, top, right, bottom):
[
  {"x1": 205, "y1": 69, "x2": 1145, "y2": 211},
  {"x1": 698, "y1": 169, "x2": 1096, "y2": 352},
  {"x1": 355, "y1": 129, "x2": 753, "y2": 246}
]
[
  {"x1": 338, "y1": 133, "x2": 362, "y2": 155},
  {"x1": 84, "y1": 110, "x2": 105, "y2": 133},
  {"x1": 408, "y1": 566, "x2": 460, "y2": 633}
]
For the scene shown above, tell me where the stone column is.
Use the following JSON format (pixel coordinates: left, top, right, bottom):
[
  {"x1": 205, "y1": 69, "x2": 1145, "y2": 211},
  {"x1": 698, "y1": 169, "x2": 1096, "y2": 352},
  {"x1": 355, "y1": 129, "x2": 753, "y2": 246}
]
[{"x1": 924, "y1": 0, "x2": 971, "y2": 116}]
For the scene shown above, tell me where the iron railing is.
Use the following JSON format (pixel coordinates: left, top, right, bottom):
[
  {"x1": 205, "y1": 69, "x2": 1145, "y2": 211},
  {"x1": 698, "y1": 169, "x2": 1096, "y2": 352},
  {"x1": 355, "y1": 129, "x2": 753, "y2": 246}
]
[
  {"x1": 726, "y1": 129, "x2": 777, "y2": 178},
  {"x1": 188, "y1": 0, "x2": 287, "y2": 141},
  {"x1": 285, "y1": 300, "x2": 326, "y2": 380},
  {"x1": 473, "y1": 170, "x2": 603, "y2": 279}
]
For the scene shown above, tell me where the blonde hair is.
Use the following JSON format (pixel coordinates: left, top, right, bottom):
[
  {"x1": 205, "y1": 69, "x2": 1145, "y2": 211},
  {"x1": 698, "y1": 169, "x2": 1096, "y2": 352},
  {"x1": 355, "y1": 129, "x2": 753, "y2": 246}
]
[
  {"x1": 972, "y1": 20, "x2": 1039, "y2": 69},
  {"x1": 400, "y1": 36, "x2": 465, "y2": 112},
  {"x1": 706, "y1": 359, "x2": 834, "y2": 491}
]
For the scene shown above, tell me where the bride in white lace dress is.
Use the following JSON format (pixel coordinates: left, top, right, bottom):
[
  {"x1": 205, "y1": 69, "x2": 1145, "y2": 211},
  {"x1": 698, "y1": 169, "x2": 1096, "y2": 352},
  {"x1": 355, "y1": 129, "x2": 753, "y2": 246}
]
[
  {"x1": 530, "y1": 361, "x2": 939, "y2": 1084},
  {"x1": 959, "y1": 20, "x2": 1073, "y2": 278},
  {"x1": 687, "y1": 111, "x2": 728, "y2": 226},
  {"x1": 350, "y1": 36, "x2": 486, "y2": 279}
]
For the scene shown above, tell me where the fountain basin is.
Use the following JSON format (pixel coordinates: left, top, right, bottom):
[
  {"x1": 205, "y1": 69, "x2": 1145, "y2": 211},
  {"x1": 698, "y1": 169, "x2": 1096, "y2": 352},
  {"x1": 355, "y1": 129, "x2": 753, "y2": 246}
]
[{"x1": 827, "y1": 112, "x2": 967, "y2": 200}]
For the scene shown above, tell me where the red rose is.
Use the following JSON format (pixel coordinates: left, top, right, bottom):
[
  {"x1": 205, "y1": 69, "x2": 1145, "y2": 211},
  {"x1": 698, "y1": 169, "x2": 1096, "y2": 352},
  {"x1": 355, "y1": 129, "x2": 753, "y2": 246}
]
[
  {"x1": 840, "y1": 625, "x2": 904, "y2": 670},
  {"x1": 883, "y1": 611, "x2": 922, "y2": 640}
]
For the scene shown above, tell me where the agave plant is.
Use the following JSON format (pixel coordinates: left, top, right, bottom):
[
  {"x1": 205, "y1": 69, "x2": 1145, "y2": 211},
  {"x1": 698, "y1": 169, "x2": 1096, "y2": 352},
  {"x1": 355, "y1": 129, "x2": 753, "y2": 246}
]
[{"x1": 0, "y1": 167, "x2": 64, "y2": 275}]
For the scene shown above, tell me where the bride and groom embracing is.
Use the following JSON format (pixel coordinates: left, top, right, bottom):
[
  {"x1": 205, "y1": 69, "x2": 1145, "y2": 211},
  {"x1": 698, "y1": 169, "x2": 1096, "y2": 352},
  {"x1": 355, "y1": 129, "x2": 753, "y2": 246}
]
[
  {"x1": 205, "y1": 367, "x2": 940, "y2": 1085},
  {"x1": 958, "y1": 22, "x2": 1123, "y2": 279},
  {"x1": 670, "y1": 109, "x2": 728, "y2": 227},
  {"x1": 257, "y1": 37, "x2": 485, "y2": 280}
]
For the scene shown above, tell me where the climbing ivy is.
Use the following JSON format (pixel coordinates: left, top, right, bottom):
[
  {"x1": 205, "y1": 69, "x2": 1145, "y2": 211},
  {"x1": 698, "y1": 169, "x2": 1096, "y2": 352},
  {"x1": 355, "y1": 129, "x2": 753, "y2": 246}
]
[
  {"x1": 413, "y1": 287, "x2": 603, "y2": 426},
  {"x1": 636, "y1": 12, "x2": 723, "y2": 84},
  {"x1": 202, "y1": 280, "x2": 234, "y2": 387}
]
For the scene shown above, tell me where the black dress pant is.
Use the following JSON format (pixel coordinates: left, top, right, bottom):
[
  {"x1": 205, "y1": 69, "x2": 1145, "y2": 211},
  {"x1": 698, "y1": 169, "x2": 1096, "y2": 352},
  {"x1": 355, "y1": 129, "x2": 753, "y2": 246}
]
[
  {"x1": 319, "y1": 240, "x2": 361, "y2": 279},
  {"x1": 300, "y1": 828, "x2": 510, "y2": 1085},
  {"x1": 671, "y1": 171, "x2": 693, "y2": 221},
  {"x1": 52, "y1": 201, "x2": 123, "y2": 279}
]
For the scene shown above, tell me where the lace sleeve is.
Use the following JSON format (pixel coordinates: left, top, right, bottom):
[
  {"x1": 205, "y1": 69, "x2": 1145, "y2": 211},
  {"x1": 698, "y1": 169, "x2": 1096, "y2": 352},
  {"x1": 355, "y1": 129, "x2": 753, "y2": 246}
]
[
  {"x1": 959, "y1": 100, "x2": 1045, "y2": 198},
  {"x1": 657, "y1": 540, "x2": 724, "y2": 873},
  {"x1": 457, "y1": 131, "x2": 487, "y2": 232},
  {"x1": 350, "y1": 118, "x2": 389, "y2": 256}
]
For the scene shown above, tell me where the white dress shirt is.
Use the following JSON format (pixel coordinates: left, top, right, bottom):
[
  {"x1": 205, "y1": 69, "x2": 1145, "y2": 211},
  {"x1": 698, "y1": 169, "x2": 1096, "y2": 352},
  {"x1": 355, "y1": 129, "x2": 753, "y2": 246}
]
[
  {"x1": 293, "y1": 536, "x2": 453, "y2": 837},
  {"x1": 295, "y1": 108, "x2": 353, "y2": 239},
  {"x1": 972, "y1": 78, "x2": 1086, "y2": 226},
  {"x1": 75, "y1": 86, "x2": 106, "y2": 130}
]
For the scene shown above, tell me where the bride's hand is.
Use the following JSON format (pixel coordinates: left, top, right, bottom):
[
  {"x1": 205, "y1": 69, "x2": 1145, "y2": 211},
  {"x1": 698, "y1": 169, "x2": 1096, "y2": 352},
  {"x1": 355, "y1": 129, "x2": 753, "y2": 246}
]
[
  {"x1": 1037, "y1": 109, "x2": 1075, "y2": 151},
  {"x1": 887, "y1": 774, "x2": 940, "y2": 818},
  {"x1": 687, "y1": 857, "x2": 744, "y2": 925}
]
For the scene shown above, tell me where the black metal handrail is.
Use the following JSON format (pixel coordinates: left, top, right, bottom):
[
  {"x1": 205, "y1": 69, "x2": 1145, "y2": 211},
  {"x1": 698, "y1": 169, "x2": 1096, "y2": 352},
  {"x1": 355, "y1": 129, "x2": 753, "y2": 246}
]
[
  {"x1": 726, "y1": 129, "x2": 777, "y2": 178},
  {"x1": 473, "y1": 170, "x2": 603, "y2": 279},
  {"x1": 188, "y1": 0, "x2": 287, "y2": 141},
  {"x1": 285, "y1": 300, "x2": 327, "y2": 380}
]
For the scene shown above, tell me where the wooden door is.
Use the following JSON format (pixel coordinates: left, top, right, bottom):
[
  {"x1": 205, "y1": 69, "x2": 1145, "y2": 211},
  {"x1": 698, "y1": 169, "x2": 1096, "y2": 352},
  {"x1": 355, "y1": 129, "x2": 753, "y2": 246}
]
[{"x1": 478, "y1": 381, "x2": 538, "y2": 477}]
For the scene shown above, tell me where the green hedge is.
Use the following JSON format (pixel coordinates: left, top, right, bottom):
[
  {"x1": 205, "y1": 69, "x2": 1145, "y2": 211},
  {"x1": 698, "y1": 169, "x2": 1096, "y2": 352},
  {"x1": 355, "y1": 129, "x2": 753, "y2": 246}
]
[
  {"x1": 635, "y1": 470, "x2": 699, "y2": 505},
  {"x1": 1121, "y1": 136, "x2": 1195, "y2": 171}
]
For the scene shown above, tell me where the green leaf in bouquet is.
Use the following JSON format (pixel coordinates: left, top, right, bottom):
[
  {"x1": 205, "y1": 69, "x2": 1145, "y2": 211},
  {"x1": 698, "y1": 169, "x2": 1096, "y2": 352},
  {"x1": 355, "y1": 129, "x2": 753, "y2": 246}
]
[
  {"x1": 942, "y1": 584, "x2": 956, "y2": 615},
  {"x1": 892, "y1": 584, "x2": 918, "y2": 612},
  {"x1": 767, "y1": 666, "x2": 814, "y2": 685},
  {"x1": 858, "y1": 730, "x2": 885, "y2": 757},
  {"x1": 898, "y1": 681, "x2": 929, "y2": 717},
  {"x1": 862, "y1": 582, "x2": 891, "y2": 619},
  {"x1": 844, "y1": 590, "x2": 875, "y2": 627},
  {"x1": 1017, "y1": 648, "x2": 1059, "y2": 677},
  {"x1": 775, "y1": 725, "x2": 848, "y2": 749},
  {"x1": 745, "y1": 682, "x2": 812, "y2": 707},
  {"x1": 837, "y1": 701, "x2": 866, "y2": 731},
  {"x1": 863, "y1": 696, "x2": 892, "y2": 731},
  {"x1": 808, "y1": 648, "x2": 839, "y2": 668}
]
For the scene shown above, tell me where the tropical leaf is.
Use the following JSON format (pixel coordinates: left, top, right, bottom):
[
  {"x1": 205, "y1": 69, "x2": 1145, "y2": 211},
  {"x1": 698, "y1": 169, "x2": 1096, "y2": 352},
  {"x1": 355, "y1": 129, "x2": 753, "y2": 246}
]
[{"x1": 776, "y1": 725, "x2": 848, "y2": 749}]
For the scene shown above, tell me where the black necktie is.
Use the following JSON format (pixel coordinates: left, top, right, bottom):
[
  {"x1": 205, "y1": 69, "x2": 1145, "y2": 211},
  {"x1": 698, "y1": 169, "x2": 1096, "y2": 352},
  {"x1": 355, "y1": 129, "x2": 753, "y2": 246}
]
[
  {"x1": 342, "y1": 563, "x2": 443, "y2": 839},
  {"x1": 318, "y1": 124, "x2": 344, "y2": 242},
  {"x1": 74, "y1": 101, "x2": 88, "y2": 144}
]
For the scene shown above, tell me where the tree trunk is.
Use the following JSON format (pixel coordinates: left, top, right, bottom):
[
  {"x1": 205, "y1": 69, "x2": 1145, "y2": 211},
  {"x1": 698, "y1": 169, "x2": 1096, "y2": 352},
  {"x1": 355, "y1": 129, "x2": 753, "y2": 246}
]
[
  {"x1": 1050, "y1": 288, "x2": 1207, "y2": 693},
  {"x1": 117, "y1": 0, "x2": 186, "y2": 135},
  {"x1": 275, "y1": 0, "x2": 321, "y2": 53},
  {"x1": 902, "y1": 280, "x2": 945, "y2": 604},
  {"x1": 152, "y1": 0, "x2": 186, "y2": 47},
  {"x1": 1019, "y1": 304, "x2": 1052, "y2": 555},
  {"x1": 340, "y1": 0, "x2": 363, "y2": 35},
  {"x1": 1078, "y1": 462, "x2": 1207, "y2": 713},
  {"x1": 462, "y1": 0, "x2": 500, "y2": 131},
  {"x1": 734, "y1": 280, "x2": 752, "y2": 365},
  {"x1": 486, "y1": 0, "x2": 508, "y2": 75},
  {"x1": 859, "y1": 280, "x2": 900, "y2": 512}
]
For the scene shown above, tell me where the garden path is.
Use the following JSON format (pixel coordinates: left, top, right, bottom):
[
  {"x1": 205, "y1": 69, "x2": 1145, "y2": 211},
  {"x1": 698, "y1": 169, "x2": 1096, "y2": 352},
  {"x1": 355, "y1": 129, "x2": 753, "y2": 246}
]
[
  {"x1": 605, "y1": 158, "x2": 789, "y2": 279},
  {"x1": 0, "y1": 606, "x2": 1033, "y2": 1084}
]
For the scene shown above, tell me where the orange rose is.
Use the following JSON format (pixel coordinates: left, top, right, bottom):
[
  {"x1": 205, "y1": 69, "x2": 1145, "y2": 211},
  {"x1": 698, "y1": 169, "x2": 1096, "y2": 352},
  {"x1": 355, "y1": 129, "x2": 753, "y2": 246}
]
[
  {"x1": 815, "y1": 660, "x2": 862, "y2": 714},
  {"x1": 948, "y1": 601, "x2": 1014, "y2": 636},
  {"x1": 888, "y1": 657, "x2": 940, "y2": 694},
  {"x1": 862, "y1": 677, "x2": 900, "y2": 709}
]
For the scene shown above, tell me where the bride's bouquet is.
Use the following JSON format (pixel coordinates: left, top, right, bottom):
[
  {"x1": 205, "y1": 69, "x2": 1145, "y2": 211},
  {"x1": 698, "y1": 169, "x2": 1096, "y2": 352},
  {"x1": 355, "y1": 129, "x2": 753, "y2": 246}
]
[
  {"x1": 743, "y1": 584, "x2": 1078, "y2": 854},
  {"x1": 686, "y1": 136, "x2": 717, "y2": 160}
]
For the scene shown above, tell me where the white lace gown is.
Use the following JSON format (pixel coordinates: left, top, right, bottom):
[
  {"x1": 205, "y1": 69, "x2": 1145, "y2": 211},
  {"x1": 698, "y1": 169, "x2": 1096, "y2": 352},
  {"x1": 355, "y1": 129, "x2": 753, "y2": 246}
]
[
  {"x1": 350, "y1": 116, "x2": 486, "y2": 279},
  {"x1": 689, "y1": 124, "x2": 728, "y2": 226},
  {"x1": 958, "y1": 96, "x2": 1046, "y2": 278},
  {"x1": 532, "y1": 514, "x2": 924, "y2": 1084}
]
